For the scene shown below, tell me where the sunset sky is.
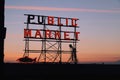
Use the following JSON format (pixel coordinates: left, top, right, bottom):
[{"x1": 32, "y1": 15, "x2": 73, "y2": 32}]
[{"x1": 4, "y1": 0, "x2": 120, "y2": 63}]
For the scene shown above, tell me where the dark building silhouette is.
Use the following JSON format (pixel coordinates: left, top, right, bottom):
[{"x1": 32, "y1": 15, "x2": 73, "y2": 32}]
[
  {"x1": 0, "y1": 0, "x2": 6, "y2": 79},
  {"x1": 0, "y1": 0, "x2": 5, "y2": 64},
  {"x1": 16, "y1": 56, "x2": 37, "y2": 63}
]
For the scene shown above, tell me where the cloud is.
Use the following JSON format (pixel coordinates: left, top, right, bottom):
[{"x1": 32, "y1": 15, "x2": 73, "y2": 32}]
[{"x1": 5, "y1": 5, "x2": 120, "y2": 13}]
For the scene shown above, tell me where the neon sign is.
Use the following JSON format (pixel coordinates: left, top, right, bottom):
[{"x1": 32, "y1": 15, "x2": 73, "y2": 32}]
[
  {"x1": 23, "y1": 14, "x2": 80, "y2": 63},
  {"x1": 24, "y1": 14, "x2": 80, "y2": 40}
]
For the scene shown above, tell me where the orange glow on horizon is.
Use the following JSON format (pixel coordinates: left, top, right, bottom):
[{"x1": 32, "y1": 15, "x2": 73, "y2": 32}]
[
  {"x1": 5, "y1": 34, "x2": 120, "y2": 63},
  {"x1": 4, "y1": 51, "x2": 120, "y2": 63}
]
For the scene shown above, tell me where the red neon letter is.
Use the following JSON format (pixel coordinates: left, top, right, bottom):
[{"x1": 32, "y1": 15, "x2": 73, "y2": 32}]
[
  {"x1": 64, "y1": 32, "x2": 70, "y2": 40},
  {"x1": 35, "y1": 30, "x2": 42, "y2": 38},
  {"x1": 45, "y1": 30, "x2": 51, "y2": 38},
  {"x1": 75, "y1": 32, "x2": 80, "y2": 40},
  {"x1": 58, "y1": 17, "x2": 63, "y2": 26},
  {"x1": 48, "y1": 16, "x2": 54, "y2": 25},
  {"x1": 71, "y1": 18, "x2": 78, "y2": 27},
  {"x1": 24, "y1": 29, "x2": 31, "y2": 38},
  {"x1": 66, "y1": 18, "x2": 68, "y2": 26},
  {"x1": 55, "y1": 31, "x2": 60, "y2": 39}
]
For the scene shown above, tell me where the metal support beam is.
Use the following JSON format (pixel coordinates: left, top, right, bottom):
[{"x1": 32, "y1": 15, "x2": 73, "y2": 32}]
[
  {"x1": 0, "y1": 0, "x2": 6, "y2": 64},
  {"x1": 23, "y1": 14, "x2": 79, "y2": 64},
  {"x1": 0, "y1": 0, "x2": 6, "y2": 78}
]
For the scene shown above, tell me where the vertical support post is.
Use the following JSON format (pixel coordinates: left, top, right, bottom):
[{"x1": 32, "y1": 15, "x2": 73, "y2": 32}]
[
  {"x1": 59, "y1": 19, "x2": 62, "y2": 63},
  {"x1": 24, "y1": 23, "x2": 29, "y2": 57},
  {"x1": 43, "y1": 17, "x2": 46, "y2": 62},
  {"x1": 0, "y1": 0, "x2": 6, "y2": 78},
  {"x1": 0, "y1": 0, "x2": 5, "y2": 64},
  {"x1": 74, "y1": 20, "x2": 77, "y2": 64}
]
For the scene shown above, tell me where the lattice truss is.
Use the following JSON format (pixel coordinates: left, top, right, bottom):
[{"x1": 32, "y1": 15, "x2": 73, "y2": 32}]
[{"x1": 23, "y1": 14, "x2": 80, "y2": 63}]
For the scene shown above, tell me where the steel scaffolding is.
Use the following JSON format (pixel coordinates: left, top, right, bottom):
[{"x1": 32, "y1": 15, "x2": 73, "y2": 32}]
[{"x1": 23, "y1": 14, "x2": 79, "y2": 64}]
